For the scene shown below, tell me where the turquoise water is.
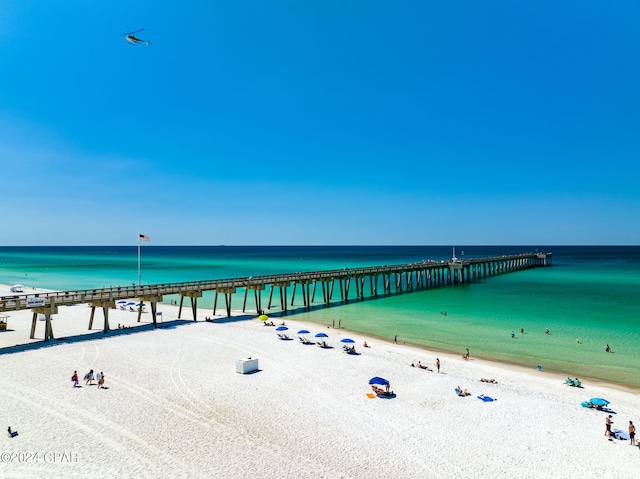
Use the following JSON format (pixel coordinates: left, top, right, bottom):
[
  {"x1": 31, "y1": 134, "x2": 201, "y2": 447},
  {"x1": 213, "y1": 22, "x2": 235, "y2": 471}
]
[{"x1": 1, "y1": 246, "x2": 639, "y2": 387}]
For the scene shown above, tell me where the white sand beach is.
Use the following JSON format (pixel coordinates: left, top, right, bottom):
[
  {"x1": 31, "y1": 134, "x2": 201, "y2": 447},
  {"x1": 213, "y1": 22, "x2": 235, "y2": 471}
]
[{"x1": 1, "y1": 284, "x2": 639, "y2": 478}]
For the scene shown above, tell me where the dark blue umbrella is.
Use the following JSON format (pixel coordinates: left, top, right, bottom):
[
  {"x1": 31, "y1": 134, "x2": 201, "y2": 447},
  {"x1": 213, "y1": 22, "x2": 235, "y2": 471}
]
[
  {"x1": 369, "y1": 377, "x2": 390, "y2": 386},
  {"x1": 276, "y1": 326, "x2": 288, "y2": 332},
  {"x1": 340, "y1": 338, "x2": 355, "y2": 343},
  {"x1": 589, "y1": 398, "x2": 610, "y2": 406},
  {"x1": 315, "y1": 332, "x2": 328, "y2": 338},
  {"x1": 297, "y1": 329, "x2": 310, "y2": 335}
]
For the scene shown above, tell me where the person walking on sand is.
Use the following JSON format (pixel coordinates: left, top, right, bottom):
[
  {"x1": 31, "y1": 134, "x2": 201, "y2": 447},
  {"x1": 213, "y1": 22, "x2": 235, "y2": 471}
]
[
  {"x1": 97, "y1": 371, "x2": 105, "y2": 389},
  {"x1": 605, "y1": 415, "x2": 613, "y2": 437},
  {"x1": 466, "y1": 347, "x2": 470, "y2": 359},
  {"x1": 71, "y1": 371, "x2": 79, "y2": 388},
  {"x1": 629, "y1": 421, "x2": 636, "y2": 446},
  {"x1": 394, "y1": 335, "x2": 397, "y2": 344},
  {"x1": 436, "y1": 358, "x2": 440, "y2": 373},
  {"x1": 84, "y1": 369, "x2": 94, "y2": 386}
]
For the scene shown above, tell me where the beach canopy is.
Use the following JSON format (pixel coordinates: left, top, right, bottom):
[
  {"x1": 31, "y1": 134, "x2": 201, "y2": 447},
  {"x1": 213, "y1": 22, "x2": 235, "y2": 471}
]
[
  {"x1": 589, "y1": 398, "x2": 610, "y2": 406},
  {"x1": 340, "y1": 338, "x2": 355, "y2": 343},
  {"x1": 297, "y1": 329, "x2": 310, "y2": 335},
  {"x1": 315, "y1": 332, "x2": 328, "y2": 338},
  {"x1": 117, "y1": 300, "x2": 127, "y2": 304},
  {"x1": 369, "y1": 377, "x2": 390, "y2": 386},
  {"x1": 258, "y1": 315, "x2": 269, "y2": 321},
  {"x1": 275, "y1": 326, "x2": 288, "y2": 331}
]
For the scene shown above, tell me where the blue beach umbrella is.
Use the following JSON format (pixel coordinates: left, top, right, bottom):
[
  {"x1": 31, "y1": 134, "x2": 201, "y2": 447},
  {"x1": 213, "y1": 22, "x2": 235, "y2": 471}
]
[
  {"x1": 589, "y1": 398, "x2": 610, "y2": 406},
  {"x1": 340, "y1": 338, "x2": 355, "y2": 344},
  {"x1": 116, "y1": 300, "x2": 127, "y2": 304},
  {"x1": 297, "y1": 329, "x2": 310, "y2": 335},
  {"x1": 369, "y1": 377, "x2": 390, "y2": 386},
  {"x1": 315, "y1": 332, "x2": 328, "y2": 338},
  {"x1": 276, "y1": 326, "x2": 288, "y2": 331}
]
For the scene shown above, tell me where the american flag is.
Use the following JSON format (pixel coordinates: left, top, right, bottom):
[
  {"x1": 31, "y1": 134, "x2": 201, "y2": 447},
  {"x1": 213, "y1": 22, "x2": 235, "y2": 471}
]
[{"x1": 139, "y1": 234, "x2": 150, "y2": 241}]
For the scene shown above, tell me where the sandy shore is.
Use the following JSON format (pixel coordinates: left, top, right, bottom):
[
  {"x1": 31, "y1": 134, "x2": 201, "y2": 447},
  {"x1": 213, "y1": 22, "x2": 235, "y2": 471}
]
[{"x1": 1, "y1": 285, "x2": 639, "y2": 478}]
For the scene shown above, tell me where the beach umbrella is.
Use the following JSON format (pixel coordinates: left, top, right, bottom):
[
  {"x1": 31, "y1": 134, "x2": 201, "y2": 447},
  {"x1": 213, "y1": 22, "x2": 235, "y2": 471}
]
[
  {"x1": 297, "y1": 329, "x2": 310, "y2": 335},
  {"x1": 589, "y1": 398, "x2": 610, "y2": 406},
  {"x1": 369, "y1": 377, "x2": 390, "y2": 386},
  {"x1": 315, "y1": 332, "x2": 328, "y2": 338},
  {"x1": 275, "y1": 326, "x2": 288, "y2": 331},
  {"x1": 126, "y1": 302, "x2": 136, "y2": 305},
  {"x1": 258, "y1": 314, "x2": 269, "y2": 321},
  {"x1": 116, "y1": 300, "x2": 127, "y2": 304},
  {"x1": 340, "y1": 338, "x2": 355, "y2": 344}
]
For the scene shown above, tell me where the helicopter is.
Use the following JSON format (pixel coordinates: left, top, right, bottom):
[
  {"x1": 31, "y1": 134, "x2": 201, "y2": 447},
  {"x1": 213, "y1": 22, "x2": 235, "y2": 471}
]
[{"x1": 121, "y1": 29, "x2": 151, "y2": 46}]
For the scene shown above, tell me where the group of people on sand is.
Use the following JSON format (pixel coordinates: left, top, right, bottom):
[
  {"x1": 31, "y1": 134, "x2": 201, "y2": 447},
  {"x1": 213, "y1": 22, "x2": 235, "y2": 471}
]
[
  {"x1": 455, "y1": 386, "x2": 471, "y2": 397},
  {"x1": 480, "y1": 378, "x2": 498, "y2": 384},
  {"x1": 410, "y1": 358, "x2": 441, "y2": 373},
  {"x1": 71, "y1": 369, "x2": 106, "y2": 389},
  {"x1": 605, "y1": 416, "x2": 636, "y2": 446},
  {"x1": 412, "y1": 361, "x2": 433, "y2": 372},
  {"x1": 371, "y1": 384, "x2": 394, "y2": 396}
]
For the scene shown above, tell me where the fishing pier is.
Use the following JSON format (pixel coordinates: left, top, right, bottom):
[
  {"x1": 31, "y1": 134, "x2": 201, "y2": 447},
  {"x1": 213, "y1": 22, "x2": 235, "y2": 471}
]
[{"x1": 0, "y1": 252, "x2": 552, "y2": 341}]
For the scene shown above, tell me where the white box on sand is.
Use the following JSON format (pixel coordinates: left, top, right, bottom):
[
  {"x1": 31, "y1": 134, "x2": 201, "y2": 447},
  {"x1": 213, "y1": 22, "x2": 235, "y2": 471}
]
[{"x1": 236, "y1": 357, "x2": 259, "y2": 374}]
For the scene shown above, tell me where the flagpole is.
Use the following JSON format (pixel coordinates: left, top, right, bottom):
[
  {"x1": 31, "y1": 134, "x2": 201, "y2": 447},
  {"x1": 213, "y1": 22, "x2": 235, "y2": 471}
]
[{"x1": 137, "y1": 235, "x2": 141, "y2": 286}]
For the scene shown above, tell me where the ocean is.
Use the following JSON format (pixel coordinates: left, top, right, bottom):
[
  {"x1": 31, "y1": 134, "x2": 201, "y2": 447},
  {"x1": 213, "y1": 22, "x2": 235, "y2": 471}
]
[{"x1": 1, "y1": 245, "x2": 639, "y2": 387}]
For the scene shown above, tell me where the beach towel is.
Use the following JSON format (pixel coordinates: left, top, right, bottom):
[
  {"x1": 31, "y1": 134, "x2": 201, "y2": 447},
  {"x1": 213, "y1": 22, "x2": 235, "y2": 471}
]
[
  {"x1": 613, "y1": 429, "x2": 629, "y2": 441},
  {"x1": 366, "y1": 393, "x2": 376, "y2": 399},
  {"x1": 477, "y1": 395, "x2": 495, "y2": 402}
]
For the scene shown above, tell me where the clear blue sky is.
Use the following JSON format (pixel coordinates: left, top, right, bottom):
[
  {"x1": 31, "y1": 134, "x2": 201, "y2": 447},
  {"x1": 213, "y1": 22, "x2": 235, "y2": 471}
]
[{"x1": 2, "y1": 1, "x2": 639, "y2": 245}]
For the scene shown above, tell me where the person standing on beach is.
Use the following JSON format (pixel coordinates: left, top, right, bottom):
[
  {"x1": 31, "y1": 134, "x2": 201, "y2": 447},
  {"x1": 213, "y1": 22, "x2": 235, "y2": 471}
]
[
  {"x1": 605, "y1": 415, "x2": 613, "y2": 437},
  {"x1": 394, "y1": 335, "x2": 397, "y2": 344},
  {"x1": 339, "y1": 319, "x2": 342, "y2": 328},
  {"x1": 436, "y1": 358, "x2": 440, "y2": 373},
  {"x1": 97, "y1": 372, "x2": 105, "y2": 389},
  {"x1": 84, "y1": 369, "x2": 94, "y2": 386},
  {"x1": 629, "y1": 421, "x2": 636, "y2": 446},
  {"x1": 466, "y1": 347, "x2": 470, "y2": 359},
  {"x1": 71, "y1": 371, "x2": 79, "y2": 388}
]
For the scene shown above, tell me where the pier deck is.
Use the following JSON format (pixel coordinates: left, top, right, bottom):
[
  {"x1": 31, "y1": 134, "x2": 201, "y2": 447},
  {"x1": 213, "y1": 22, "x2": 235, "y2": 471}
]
[{"x1": 0, "y1": 252, "x2": 551, "y2": 341}]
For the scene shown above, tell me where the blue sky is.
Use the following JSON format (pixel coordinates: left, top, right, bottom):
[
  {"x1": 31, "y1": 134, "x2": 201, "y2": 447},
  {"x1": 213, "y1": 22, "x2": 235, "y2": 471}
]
[{"x1": 1, "y1": 1, "x2": 639, "y2": 245}]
